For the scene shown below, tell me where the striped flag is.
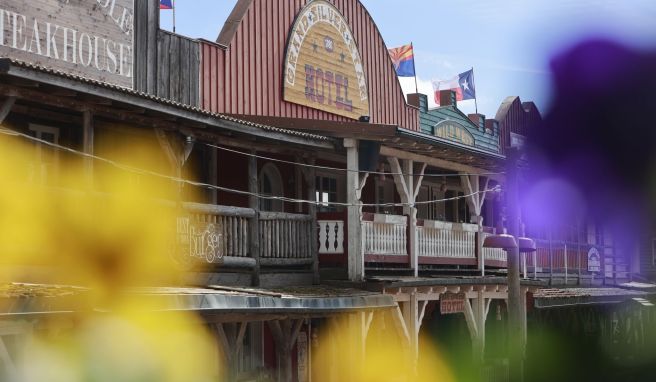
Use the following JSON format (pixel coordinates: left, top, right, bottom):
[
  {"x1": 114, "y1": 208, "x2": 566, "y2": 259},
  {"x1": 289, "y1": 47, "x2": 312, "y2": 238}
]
[
  {"x1": 160, "y1": 0, "x2": 173, "y2": 9},
  {"x1": 388, "y1": 44, "x2": 416, "y2": 77},
  {"x1": 432, "y1": 69, "x2": 476, "y2": 106}
]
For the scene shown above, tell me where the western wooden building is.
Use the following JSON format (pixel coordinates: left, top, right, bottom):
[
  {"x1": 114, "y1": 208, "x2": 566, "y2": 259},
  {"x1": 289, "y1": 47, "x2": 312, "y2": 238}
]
[{"x1": 0, "y1": 1, "x2": 653, "y2": 381}]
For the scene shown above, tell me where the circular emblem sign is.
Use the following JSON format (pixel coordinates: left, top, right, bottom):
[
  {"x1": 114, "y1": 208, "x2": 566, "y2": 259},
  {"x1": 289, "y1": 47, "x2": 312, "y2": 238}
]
[{"x1": 283, "y1": 0, "x2": 369, "y2": 120}]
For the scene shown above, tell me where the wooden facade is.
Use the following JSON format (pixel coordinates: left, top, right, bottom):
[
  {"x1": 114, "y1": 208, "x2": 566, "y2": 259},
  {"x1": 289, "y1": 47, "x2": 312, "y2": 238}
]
[
  {"x1": 199, "y1": 0, "x2": 419, "y2": 130},
  {"x1": 134, "y1": 0, "x2": 201, "y2": 107},
  {"x1": 495, "y1": 96, "x2": 542, "y2": 154}
]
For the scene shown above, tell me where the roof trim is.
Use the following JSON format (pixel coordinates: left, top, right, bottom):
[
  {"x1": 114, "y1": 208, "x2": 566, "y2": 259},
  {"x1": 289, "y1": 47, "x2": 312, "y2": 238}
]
[{"x1": 0, "y1": 59, "x2": 334, "y2": 149}]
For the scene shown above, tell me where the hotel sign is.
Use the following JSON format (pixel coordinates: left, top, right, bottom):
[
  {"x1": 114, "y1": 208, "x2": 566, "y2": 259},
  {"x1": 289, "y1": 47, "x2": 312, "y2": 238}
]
[
  {"x1": 283, "y1": 0, "x2": 369, "y2": 120},
  {"x1": 435, "y1": 121, "x2": 475, "y2": 147},
  {"x1": 0, "y1": 0, "x2": 134, "y2": 89}
]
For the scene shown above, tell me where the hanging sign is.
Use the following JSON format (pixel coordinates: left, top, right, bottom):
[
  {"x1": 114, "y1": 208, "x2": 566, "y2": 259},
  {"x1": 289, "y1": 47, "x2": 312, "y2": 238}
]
[
  {"x1": 587, "y1": 247, "x2": 601, "y2": 272},
  {"x1": 282, "y1": 0, "x2": 369, "y2": 120},
  {"x1": 0, "y1": 0, "x2": 135, "y2": 89},
  {"x1": 440, "y1": 292, "x2": 466, "y2": 314},
  {"x1": 434, "y1": 121, "x2": 475, "y2": 147}
]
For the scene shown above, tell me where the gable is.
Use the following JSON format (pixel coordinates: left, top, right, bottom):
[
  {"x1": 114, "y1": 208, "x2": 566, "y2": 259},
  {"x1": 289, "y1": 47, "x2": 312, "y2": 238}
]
[{"x1": 200, "y1": 0, "x2": 418, "y2": 129}]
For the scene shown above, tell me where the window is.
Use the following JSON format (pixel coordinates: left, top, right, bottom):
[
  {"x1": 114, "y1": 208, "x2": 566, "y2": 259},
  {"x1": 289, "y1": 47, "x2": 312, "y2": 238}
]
[
  {"x1": 27, "y1": 124, "x2": 59, "y2": 184},
  {"x1": 258, "y1": 163, "x2": 284, "y2": 212},
  {"x1": 315, "y1": 175, "x2": 337, "y2": 211}
]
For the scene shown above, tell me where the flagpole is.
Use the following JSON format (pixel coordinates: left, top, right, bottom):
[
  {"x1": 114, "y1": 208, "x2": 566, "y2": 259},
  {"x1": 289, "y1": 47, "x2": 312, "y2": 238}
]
[
  {"x1": 172, "y1": 0, "x2": 176, "y2": 33},
  {"x1": 412, "y1": 42, "x2": 419, "y2": 94},
  {"x1": 471, "y1": 66, "x2": 478, "y2": 114}
]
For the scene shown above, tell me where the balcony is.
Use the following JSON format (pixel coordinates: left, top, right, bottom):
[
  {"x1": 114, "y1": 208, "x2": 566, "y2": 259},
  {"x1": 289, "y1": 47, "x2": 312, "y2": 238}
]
[{"x1": 180, "y1": 203, "x2": 314, "y2": 269}]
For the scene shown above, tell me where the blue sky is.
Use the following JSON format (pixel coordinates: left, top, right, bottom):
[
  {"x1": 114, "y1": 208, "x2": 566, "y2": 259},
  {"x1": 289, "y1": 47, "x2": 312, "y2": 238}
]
[{"x1": 160, "y1": 0, "x2": 656, "y2": 118}]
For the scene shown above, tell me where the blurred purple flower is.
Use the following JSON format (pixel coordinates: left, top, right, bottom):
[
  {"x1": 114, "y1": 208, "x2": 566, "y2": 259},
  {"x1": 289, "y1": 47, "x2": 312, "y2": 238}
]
[{"x1": 526, "y1": 39, "x2": 656, "y2": 256}]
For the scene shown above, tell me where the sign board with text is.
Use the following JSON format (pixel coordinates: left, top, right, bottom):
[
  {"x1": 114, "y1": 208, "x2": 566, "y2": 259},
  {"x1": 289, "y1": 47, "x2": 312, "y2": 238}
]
[
  {"x1": 283, "y1": 0, "x2": 369, "y2": 120},
  {"x1": 587, "y1": 247, "x2": 601, "y2": 273},
  {"x1": 440, "y1": 292, "x2": 466, "y2": 314},
  {"x1": 177, "y1": 217, "x2": 223, "y2": 264},
  {"x1": 435, "y1": 120, "x2": 475, "y2": 147},
  {"x1": 0, "y1": 0, "x2": 134, "y2": 88}
]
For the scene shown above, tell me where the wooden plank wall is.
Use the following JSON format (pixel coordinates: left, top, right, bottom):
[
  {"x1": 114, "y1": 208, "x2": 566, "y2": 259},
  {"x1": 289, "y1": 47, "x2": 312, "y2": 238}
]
[
  {"x1": 200, "y1": 0, "x2": 419, "y2": 130},
  {"x1": 157, "y1": 31, "x2": 201, "y2": 106},
  {"x1": 135, "y1": 0, "x2": 200, "y2": 107}
]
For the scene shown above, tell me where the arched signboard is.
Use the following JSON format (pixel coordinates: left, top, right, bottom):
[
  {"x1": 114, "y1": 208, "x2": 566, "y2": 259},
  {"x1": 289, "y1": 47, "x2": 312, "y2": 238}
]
[
  {"x1": 588, "y1": 247, "x2": 601, "y2": 272},
  {"x1": 283, "y1": 0, "x2": 369, "y2": 120},
  {"x1": 434, "y1": 120, "x2": 475, "y2": 147}
]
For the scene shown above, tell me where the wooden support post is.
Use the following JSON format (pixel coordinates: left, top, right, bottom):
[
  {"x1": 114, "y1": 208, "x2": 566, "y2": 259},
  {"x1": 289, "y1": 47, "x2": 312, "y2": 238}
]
[
  {"x1": 391, "y1": 304, "x2": 411, "y2": 348},
  {"x1": 549, "y1": 228, "x2": 554, "y2": 285},
  {"x1": 344, "y1": 138, "x2": 364, "y2": 281},
  {"x1": 402, "y1": 294, "x2": 420, "y2": 360},
  {"x1": 215, "y1": 322, "x2": 249, "y2": 379},
  {"x1": 209, "y1": 146, "x2": 218, "y2": 204},
  {"x1": 82, "y1": 109, "x2": 94, "y2": 187},
  {"x1": 473, "y1": 291, "x2": 487, "y2": 363},
  {"x1": 461, "y1": 174, "x2": 489, "y2": 275},
  {"x1": 520, "y1": 287, "x2": 528, "y2": 352},
  {"x1": 388, "y1": 158, "x2": 426, "y2": 277},
  {"x1": 268, "y1": 319, "x2": 305, "y2": 382},
  {"x1": 0, "y1": 336, "x2": 18, "y2": 381},
  {"x1": 249, "y1": 153, "x2": 261, "y2": 286},
  {"x1": 301, "y1": 157, "x2": 320, "y2": 284},
  {"x1": 0, "y1": 96, "x2": 16, "y2": 123},
  {"x1": 564, "y1": 243, "x2": 568, "y2": 285}
]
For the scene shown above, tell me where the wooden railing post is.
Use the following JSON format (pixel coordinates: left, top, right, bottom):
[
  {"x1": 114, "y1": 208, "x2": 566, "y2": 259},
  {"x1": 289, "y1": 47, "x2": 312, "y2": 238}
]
[{"x1": 248, "y1": 152, "x2": 260, "y2": 286}]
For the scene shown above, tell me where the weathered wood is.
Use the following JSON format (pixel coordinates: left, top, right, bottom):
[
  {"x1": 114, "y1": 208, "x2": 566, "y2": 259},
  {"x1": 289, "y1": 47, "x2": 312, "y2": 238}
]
[
  {"x1": 134, "y1": 0, "x2": 148, "y2": 92},
  {"x1": 345, "y1": 138, "x2": 364, "y2": 281},
  {"x1": 259, "y1": 258, "x2": 314, "y2": 267},
  {"x1": 0, "y1": 96, "x2": 16, "y2": 123},
  {"x1": 169, "y1": 35, "x2": 181, "y2": 102},
  {"x1": 381, "y1": 146, "x2": 504, "y2": 182},
  {"x1": 189, "y1": 42, "x2": 201, "y2": 106},
  {"x1": 0, "y1": 0, "x2": 134, "y2": 89},
  {"x1": 0, "y1": 73, "x2": 333, "y2": 149},
  {"x1": 259, "y1": 212, "x2": 313, "y2": 222},
  {"x1": 249, "y1": 153, "x2": 260, "y2": 286},
  {"x1": 146, "y1": 0, "x2": 159, "y2": 95},
  {"x1": 82, "y1": 110, "x2": 94, "y2": 184},
  {"x1": 157, "y1": 32, "x2": 171, "y2": 99},
  {"x1": 180, "y1": 38, "x2": 191, "y2": 105}
]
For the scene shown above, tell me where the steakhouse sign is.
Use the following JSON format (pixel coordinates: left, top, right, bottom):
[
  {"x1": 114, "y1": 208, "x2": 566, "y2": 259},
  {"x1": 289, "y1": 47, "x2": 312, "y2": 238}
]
[
  {"x1": 0, "y1": 0, "x2": 134, "y2": 89},
  {"x1": 283, "y1": 0, "x2": 369, "y2": 120}
]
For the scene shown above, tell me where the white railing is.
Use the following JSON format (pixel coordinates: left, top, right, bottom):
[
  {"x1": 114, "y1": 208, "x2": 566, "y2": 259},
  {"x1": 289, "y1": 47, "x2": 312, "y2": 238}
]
[
  {"x1": 259, "y1": 212, "x2": 313, "y2": 259},
  {"x1": 362, "y1": 214, "x2": 407, "y2": 256},
  {"x1": 418, "y1": 220, "x2": 477, "y2": 259},
  {"x1": 318, "y1": 220, "x2": 345, "y2": 254},
  {"x1": 482, "y1": 232, "x2": 507, "y2": 263}
]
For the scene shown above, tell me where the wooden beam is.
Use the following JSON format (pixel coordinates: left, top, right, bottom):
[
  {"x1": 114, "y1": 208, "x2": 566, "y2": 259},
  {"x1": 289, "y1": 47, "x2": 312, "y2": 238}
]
[
  {"x1": 417, "y1": 300, "x2": 428, "y2": 334},
  {"x1": 381, "y1": 145, "x2": 504, "y2": 182},
  {"x1": 387, "y1": 157, "x2": 410, "y2": 204},
  {"x1": 289, "y1": 319, "x2": 304, "y2": 347},
  {"x1": 413, "y1": 162, "x2": 427, "y2": 201},
  {"x1": 0, "y1": 336, "x2": 18, "y2": 380},
  {"x1": 463, "y1": 299, "x2": 478, "y2": 340},
  {"x1": 391, "y1": 305, "x2": 410, "y2": 346}
]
